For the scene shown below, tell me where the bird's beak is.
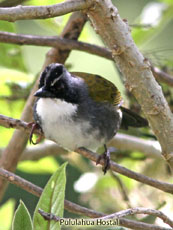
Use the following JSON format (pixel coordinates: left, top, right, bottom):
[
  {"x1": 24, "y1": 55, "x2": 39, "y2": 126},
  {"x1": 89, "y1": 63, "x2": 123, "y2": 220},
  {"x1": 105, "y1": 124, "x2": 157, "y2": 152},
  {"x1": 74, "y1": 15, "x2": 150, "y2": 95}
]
[{"x1": 34, "y1": 87, "x2": 54, "y2": 98}]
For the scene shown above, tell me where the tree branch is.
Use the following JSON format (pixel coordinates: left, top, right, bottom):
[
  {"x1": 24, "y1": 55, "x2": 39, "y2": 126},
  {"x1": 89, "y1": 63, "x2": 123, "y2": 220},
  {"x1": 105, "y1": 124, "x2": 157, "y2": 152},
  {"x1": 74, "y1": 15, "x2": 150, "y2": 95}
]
[
  {"x1": 152, "y1": 66, "x2": 173, "y2": 87},
  {"x1": 19, "y1": 133, "x2": 162, "y2": 161},
  {"x1": 0, "y1": 114, "x2": 42, "y2": 135},
  {"x1": 0, "y1": 31, "x2": 112, "y2": 60},
  {"x1": 102, "y1": 207, "x2": 173, "y2": 228},
  {"x1": 109, "y1": 133, "x2": 161, "y2": 159},
  {"x1": 0, "y1": 114, "x2": 172, "y2": 193},
  {"x1": 38, "y1": 209, "x2": 172, "y2": 230},
  {"x1": 0, "y1": 0, "x2": 93, "y2": 22},
  {"x1": 0, "y1": 167, "x2": 102, "y2": 217},
  {"x1": 85, "y1": 0, "x2": 173, "y2": 170},
  {"x1": 0, "y1": 31, "x2": 172, "y2": 87},
  {"x1": 0, "y1": 168, "x2": 171, "y2": 230},
  {"x1": 77, "y1": 147, "x2": 173, "y2": 194},
  {"x1": 0, "y1": 114, "x2": 162, "y2": 160}
]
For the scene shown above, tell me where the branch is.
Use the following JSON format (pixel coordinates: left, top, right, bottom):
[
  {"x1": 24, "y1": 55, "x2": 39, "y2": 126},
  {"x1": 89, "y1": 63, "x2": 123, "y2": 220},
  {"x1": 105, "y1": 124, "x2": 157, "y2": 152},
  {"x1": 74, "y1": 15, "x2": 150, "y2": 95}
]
[
  {"x1": 0, "y1": 0, "x2": 93, "y2": 22},
  {"x1": 19, "y1": 133, "x2": 162, "y2": 161},
  {"x1": 110, "y1": 171, "x2": 131, "y2": 207},
  {"x1": 0, "y1": 167, "x2": 102, "y2": 217},
  {"x1": 0, "y1": 168, "x2": 171, "y2": 230},
  {"x1": 85, "y1": 0, "x2": 173, "y2": 170},
  {"x1": 0, "y1": 114, "x2": 42, "y2": 135},
  {"x1": 152, "y1": 66, "x2": 173, "y2": 87},
  {"x1": 110, "y1": 133, "x2": 161, "y2": 159},
  {"x1": 102, "y1": 207, "x2": 173, "y2": 228},
  {"x1": 0, "y1": 114, "x2": 162, "y2": 160},
  {"x1": 1, "y1": 30, "x2": 173, "y2": 96},
  {"x1": 0, "y1": 31, "x2": 172, "y2": 86},
  {"x1": 0, "y1": 31, "x2": 112, "y2": 60},
  {"x1": 77, "y1": 148, "x2": 173, "y2": 194},
  {"x1": 0, "y1": 114, "x2": 173, "y2": 193},
  {"x1": 38, "y1": 209, "x2": 172, "y2": 230}
]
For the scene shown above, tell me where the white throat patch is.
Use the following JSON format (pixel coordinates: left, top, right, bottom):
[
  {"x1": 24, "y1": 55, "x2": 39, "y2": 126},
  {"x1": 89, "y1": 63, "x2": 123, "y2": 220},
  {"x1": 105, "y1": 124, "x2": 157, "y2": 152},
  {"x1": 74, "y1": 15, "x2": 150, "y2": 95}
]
[{"x1": 37, "y1": 98, "x2": 77, "y2": 119}]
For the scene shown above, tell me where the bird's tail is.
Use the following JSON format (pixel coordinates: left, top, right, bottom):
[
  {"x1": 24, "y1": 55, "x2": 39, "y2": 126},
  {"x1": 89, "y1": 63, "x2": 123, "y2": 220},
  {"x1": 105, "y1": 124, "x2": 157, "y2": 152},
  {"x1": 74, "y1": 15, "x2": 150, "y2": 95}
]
[{"x1": 120, "y1": 106, "x2": 148, "y2": 130}]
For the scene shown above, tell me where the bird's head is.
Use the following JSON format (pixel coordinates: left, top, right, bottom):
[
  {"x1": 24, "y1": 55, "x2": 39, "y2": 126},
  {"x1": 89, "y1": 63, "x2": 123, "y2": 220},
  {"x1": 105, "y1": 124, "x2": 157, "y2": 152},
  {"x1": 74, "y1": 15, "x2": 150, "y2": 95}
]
[
  {"x1": 34, "y1": 63, "x2": 88, "y2": 104},
  {"x1": 34, "y1": 63, "x2": 70, "y2": 99}
]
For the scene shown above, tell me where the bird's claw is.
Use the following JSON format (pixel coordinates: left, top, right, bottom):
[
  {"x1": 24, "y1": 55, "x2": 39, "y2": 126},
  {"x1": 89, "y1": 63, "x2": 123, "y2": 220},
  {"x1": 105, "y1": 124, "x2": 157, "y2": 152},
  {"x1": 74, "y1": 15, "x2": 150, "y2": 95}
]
[
  {"x1": 28, "y1": 122, "x2": 43, "y2": 145},
  {"x1": 96, "y1": 145, "x2": 111, "y2": 174}
]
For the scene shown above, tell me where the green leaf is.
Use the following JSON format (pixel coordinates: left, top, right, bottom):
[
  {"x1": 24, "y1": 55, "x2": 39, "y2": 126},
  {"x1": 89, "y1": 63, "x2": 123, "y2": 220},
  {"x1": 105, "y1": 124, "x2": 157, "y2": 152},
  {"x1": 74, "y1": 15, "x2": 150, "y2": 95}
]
[
  {"x1": 33, "y1": 162, "x2": 67, "y2": 230},
  {"x1": 0, "y1": 199, "x2": 15, "y2": 230},
  {"x1": 12, "y1": 200, "x2": 33, "y2": 230}
]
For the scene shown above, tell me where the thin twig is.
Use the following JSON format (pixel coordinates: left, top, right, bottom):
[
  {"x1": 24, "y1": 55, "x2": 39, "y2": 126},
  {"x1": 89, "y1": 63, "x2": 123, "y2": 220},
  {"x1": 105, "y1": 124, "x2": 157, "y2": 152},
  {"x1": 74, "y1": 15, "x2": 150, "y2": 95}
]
[
  {"x1": 110, "y1": 171, "x2": 131, "y2": 207},
  {"x1": 0, "y1": 114, "x2": 173, "y2": 193},
  {"x1": 102, "y1": 207, "x2": 173, "y2": 228}
]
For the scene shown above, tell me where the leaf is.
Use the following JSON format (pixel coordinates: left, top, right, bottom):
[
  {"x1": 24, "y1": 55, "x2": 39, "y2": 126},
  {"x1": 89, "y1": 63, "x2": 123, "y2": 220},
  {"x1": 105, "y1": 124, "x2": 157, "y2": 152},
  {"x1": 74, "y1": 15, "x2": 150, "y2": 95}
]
[
  {"x1": 0, "y1": 199, "x2": 16, "y2": 230},
  {"x1": 33, "y1": 162, "x2": 67, "y2": 230},
  {"x1": 12, "y1": 200, "x2": 33, "y2": 230}
]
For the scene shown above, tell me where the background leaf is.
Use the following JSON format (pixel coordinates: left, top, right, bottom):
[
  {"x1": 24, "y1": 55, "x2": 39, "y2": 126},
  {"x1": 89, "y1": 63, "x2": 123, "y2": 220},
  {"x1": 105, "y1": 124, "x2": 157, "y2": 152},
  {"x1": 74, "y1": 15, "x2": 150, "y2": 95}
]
[{"x1": 12, "y1": 200, "x2": 32, "y2": 230}]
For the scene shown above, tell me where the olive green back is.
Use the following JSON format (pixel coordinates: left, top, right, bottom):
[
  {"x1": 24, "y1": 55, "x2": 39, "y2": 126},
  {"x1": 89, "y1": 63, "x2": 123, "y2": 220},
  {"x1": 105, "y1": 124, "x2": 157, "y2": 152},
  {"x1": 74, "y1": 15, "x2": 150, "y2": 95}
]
[{"x1": 71, "y1": 72, "x2": 123, "y2": 106}]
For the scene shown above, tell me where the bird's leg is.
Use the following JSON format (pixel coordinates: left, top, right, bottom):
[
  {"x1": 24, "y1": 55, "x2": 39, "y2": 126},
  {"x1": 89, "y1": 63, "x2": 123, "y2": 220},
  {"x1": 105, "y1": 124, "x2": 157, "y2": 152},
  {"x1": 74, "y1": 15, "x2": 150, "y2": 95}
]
[
  {"x1": 28, "y1": 122, "x2": 43, "y2": 145},
  {"x1": 96, "y1": 144, "x2": 111, "y2": 174}
]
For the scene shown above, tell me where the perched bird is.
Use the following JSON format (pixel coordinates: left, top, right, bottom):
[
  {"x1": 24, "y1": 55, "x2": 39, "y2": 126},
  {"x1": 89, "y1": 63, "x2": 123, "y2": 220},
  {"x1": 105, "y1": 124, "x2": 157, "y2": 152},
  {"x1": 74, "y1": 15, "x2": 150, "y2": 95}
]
[{"x1": 32, "y1": 63, "x2": 148, "y2": 173}]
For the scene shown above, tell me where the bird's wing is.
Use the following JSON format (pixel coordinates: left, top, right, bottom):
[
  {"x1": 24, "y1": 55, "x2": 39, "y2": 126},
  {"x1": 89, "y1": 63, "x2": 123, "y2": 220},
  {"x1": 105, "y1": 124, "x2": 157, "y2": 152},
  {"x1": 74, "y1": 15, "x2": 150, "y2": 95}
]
[{"x1": 71, "y1": 72, "x2": 123, "y2": 106}]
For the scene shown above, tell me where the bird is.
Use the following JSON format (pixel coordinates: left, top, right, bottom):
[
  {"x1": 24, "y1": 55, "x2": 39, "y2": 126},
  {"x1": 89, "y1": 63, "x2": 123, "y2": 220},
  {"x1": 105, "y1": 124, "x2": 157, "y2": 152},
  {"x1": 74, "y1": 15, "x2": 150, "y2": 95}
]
[{"x1": 31, "y1": 63, "x2": 148, "y2": 174}]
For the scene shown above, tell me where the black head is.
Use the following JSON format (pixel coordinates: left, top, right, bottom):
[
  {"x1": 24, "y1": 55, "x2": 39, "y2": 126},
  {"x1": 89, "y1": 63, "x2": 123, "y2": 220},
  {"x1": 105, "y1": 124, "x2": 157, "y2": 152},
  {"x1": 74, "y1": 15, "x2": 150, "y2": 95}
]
[
  {"x1": 38, "y1": 63, "x2": 64, "y2": 89},
  {"x1": 34, "y1": 63, "x2": 85, "y2": 103}
]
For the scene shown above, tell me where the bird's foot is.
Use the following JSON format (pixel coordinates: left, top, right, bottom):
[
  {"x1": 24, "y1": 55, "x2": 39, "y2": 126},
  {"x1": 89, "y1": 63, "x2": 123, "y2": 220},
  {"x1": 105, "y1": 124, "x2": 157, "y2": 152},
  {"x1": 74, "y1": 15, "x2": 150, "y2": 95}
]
[
  {"x1": 28, "y1": 122, "x2": 43, "y2": 145},
  {"x1": 96, "y1": 145, "x2": 111, "y2": 174}
]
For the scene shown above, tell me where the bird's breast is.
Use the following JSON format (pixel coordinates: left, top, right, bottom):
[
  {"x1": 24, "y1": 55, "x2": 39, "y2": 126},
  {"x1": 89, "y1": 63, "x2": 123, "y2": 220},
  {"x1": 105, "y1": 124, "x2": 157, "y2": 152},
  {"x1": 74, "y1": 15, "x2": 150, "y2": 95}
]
[{"x1": 35, "y1": 98, "x2": 104, "y2": 150}]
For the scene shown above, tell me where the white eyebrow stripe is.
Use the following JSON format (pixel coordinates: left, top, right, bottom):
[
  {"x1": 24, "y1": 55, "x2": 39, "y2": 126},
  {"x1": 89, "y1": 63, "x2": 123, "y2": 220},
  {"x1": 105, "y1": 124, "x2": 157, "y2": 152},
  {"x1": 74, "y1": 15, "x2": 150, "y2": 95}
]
[{"x1": 51, "y1": 77, "x2": 60, "y2": 86}]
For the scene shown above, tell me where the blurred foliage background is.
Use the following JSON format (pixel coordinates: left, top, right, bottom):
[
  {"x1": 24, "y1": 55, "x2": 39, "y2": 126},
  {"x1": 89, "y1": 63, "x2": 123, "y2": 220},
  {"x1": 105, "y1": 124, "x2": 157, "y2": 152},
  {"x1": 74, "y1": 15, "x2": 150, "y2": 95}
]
[{"x1": 0, "y1": 0, "x2": 173, "y2": 229}]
